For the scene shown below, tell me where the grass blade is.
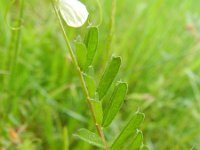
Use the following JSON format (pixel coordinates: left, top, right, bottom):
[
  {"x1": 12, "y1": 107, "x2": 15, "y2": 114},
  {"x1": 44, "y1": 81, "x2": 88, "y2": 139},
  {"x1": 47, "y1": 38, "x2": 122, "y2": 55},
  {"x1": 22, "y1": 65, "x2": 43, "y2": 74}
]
[
  {"x1": 103, "y1": 82, "x2": 128, "y2": 127},
  {"x1": 73, "y1": 128, "x2": 104, "y2": 148},
  {"x1": 111, "y1": 112, "x2": 145, "y2": 150},
  {"x1": 97, "y1": 56, "x2": 121, "y2": 100}
]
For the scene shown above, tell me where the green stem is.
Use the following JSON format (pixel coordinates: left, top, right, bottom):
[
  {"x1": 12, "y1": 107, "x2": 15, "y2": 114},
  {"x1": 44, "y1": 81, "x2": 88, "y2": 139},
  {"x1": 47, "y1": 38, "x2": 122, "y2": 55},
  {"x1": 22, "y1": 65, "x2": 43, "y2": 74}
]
[{"x1": 51, "y1": 1, "x2": 108, "y2": 149}]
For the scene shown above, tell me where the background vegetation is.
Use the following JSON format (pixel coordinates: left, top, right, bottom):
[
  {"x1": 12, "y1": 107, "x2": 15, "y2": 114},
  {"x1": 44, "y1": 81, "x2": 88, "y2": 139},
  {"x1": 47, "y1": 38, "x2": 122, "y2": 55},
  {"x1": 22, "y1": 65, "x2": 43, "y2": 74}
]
[{"x1": 0, "y1": 0, "x2": 200, "y2": 149}]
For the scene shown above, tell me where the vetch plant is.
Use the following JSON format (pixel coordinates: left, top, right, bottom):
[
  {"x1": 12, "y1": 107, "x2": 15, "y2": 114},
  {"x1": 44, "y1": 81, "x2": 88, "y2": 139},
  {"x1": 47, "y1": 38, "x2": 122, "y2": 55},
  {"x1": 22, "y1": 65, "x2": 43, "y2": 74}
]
[{"x1": 51, "y1": 0, "x2": 148, "y2": 149}]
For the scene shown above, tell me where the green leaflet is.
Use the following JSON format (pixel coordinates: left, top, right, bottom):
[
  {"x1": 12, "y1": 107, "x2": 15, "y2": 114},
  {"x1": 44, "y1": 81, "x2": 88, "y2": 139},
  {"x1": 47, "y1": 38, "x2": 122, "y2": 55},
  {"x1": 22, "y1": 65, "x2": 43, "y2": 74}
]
[
  {"x1": 91, "y1": 100, "x2": 103, "y2": 125},
  {"x1": 85, "y1": 26, "x2": 98, "y2": 68},
  {"x1": 103, "y1": 82, "x2": 128, "y2": 127},
  {"x1": 140, "y1": 145, "x2": 149, "y2": 150},
  {"x1": 75, "y1": 42, "x2": 87, "y2": 70},
  {"x1": 130, "y1": 130, "x2": 143, "y2": 150},
  {"x1": 73, "y1": 128, "x2": 104, "y2": 148},
  {"x1": 84, "y1": 73, "x2": 96, "y2": 98},
  {"x1": 111, "y1": 112, "x2": 145, "y2": 150},
  {"x1": 87, "y1": 66, "x2": 95, "y2": 77},
  {"x1": 97, "y1": 56, "x2": 121, "y2": 100}
]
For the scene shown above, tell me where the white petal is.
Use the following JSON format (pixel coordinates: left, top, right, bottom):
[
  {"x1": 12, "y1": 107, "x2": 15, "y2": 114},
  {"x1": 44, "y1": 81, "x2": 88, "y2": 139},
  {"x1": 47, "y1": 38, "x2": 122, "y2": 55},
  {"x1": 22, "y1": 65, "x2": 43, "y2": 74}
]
[{"x1": 58, "y1": 0, "x2": 89, "y2": 27}]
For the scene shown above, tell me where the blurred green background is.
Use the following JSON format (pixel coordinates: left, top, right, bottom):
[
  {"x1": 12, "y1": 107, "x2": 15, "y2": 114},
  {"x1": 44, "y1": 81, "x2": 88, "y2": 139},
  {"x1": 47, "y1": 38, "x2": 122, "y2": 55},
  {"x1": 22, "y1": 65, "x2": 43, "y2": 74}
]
[{"x1": 0, "y1": 0, "x2": 200, "y2": 149}]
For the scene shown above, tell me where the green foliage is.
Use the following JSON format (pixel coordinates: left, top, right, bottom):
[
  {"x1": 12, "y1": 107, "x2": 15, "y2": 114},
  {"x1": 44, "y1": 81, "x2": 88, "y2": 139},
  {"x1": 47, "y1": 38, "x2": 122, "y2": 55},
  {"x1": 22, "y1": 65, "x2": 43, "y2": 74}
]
[
  {"x1": 85, "y1": 26, "x2": 99, "y2": 69},
  {"x1": 140, "y1": 145, "x2": 149, "y2": 150},
  {"x1": 84, "y1": 73, "x2": 96, "y2": 98},
  {"x1": 1, "y1": 0, "x2": 200, "y2": 149},
  {"x1": 72, "y1": 18, "x2": 146, "y2": 148},
  {"x1": 97, "y1": 56, "x2": 121, "y2": 100},
  {"x1": 73, "y1": 25, "x2": 146, "y2": 148},
  {"x1": 111, "y1": 112, "x2": 145, "y2": 150},
  {"x1": 75, "y1": 42, "x2": 87, "y2": 70},
  {"x1": 91, "y1": 100, "x2": 103, "y2": 125},
  {"x1": 130, "y1": 130, "x2": 143, "y2": 150},
  {"x1": 73, "y1": 128, "x2": 104, "y2": 148},
  {"x1": 103, "y1": 82, "x2": 128, "y2": 127}
]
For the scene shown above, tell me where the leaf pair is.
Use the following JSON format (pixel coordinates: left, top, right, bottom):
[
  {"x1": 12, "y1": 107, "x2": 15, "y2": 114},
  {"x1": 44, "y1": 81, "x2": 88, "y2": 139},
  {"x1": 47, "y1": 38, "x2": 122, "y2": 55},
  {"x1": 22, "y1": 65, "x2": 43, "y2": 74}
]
[
  {"x1": 90, "y1": 82, "x2": 128, "y2": 127},
  {"x1": 75, "y1": 27, "x2": 98, "y2": 71},
  {"x1": 111, "y1": 112, "x2": 145, "y2": 150},
  {"x1": 73, "y1": 112, "x2": 145, "y2": 149},
  {"x1": 95, "y1": 56, "x2": 127, "y2": 127}
]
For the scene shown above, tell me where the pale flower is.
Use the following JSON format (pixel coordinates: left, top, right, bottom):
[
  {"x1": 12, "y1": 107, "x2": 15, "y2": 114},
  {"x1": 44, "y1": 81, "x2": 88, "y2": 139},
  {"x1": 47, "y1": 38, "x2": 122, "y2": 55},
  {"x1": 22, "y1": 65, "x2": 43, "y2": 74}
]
[{"x1": 58, "y1": 0, "x2": 89, "y2": 27}]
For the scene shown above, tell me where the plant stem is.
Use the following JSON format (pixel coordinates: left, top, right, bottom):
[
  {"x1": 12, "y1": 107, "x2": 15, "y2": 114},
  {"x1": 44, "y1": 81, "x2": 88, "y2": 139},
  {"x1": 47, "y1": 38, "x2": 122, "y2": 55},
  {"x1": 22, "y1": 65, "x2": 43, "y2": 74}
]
[{"x1": 51, "y1": 1, "x2": 108, "y2": 149}]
